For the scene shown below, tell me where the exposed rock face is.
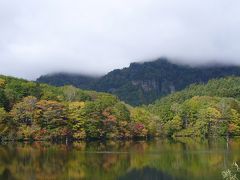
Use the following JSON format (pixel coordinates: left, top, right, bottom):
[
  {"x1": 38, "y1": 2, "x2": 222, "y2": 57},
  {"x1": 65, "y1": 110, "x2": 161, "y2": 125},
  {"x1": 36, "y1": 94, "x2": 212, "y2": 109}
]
[
  {"x1": 169, "y1": 84, "x2": 176, "y2": 93},
  {"x1": 37, "y1": 58, "x2": 240, "y2": 106},
  {"x1": 131, "y1": 80, "x2": 159, "y2": 92}
]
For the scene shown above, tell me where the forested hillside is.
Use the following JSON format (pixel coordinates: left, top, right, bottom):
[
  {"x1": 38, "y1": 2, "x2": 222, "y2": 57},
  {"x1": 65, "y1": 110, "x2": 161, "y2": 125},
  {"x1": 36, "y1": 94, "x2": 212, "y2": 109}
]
[
  {"x1": 1, "y1": 75, "x2": 240, "y2": 140},
  {"x1": 0, "y1": 75, "x2": 159, "y2": 141},
  {"x1": 37, "y1": 58, "x2": 240, "y2": 105},
  {"x1": 148, "y1": 77, "x2": 240, "y2": 137},
  {"x1": 37, "y1": 73, "x2": 99, "y2": 89}
]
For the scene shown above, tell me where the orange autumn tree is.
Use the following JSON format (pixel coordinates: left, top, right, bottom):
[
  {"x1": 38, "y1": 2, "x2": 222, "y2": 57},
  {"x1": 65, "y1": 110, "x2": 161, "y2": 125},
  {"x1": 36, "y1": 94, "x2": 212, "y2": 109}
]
[{"x1": 34, "y1": 100, "x2": 69, "y2": 140}]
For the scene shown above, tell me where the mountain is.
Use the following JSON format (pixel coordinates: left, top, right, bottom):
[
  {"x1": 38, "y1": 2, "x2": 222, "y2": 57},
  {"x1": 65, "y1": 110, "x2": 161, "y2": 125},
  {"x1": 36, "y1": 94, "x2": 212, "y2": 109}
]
[{"x1": 37, "y1": 58, "x2": 240, "y2": 106}]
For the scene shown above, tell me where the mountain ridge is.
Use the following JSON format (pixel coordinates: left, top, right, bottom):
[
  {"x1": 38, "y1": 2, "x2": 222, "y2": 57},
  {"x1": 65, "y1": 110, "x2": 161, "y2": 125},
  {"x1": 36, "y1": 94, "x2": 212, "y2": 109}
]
[{"x1": 37, "y1": 58, "x2": 240, "y2": 105}]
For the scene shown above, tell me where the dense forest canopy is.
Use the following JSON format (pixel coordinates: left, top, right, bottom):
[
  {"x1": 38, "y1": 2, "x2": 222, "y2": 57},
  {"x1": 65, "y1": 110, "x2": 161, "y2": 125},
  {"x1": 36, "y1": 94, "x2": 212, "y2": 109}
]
[
  {"x1": 1, "y1": 75, "x2": 240, "y2": 140},
  {"x1": 0, "y1": 75, "x2": 158, "y2": 141},
  {"x1": 149, "y1": 77, "x2": 240, "y2": 137},
  {"x1": 37, "y1": 58, "x2": 240, "y2": 105}
]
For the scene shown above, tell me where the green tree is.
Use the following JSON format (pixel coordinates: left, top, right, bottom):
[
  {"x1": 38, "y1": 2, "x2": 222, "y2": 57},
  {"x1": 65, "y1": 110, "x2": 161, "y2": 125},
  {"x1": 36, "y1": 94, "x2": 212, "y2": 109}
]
[
  {"x1": 228, "y1": 109, "x2": 240, "y2": 136},
  {"x1": 67, "y1": 102, "x2": 86, "y2": 139},
  {"x1": 10, "y1": 96, "x2": 39, "y2": 140},
  {"x1": 0, "y1": 108, "x2": 8, "y2": 138},
  {"x1": 10, "y1": 96, "x2": 37, "y2": 126}
]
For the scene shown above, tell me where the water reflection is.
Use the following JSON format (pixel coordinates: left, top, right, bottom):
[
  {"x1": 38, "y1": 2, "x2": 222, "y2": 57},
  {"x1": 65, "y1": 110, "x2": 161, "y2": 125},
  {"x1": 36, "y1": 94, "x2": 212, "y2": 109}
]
[{"x1": 0, "y1": 138, "x2": 239, "y2": 180}]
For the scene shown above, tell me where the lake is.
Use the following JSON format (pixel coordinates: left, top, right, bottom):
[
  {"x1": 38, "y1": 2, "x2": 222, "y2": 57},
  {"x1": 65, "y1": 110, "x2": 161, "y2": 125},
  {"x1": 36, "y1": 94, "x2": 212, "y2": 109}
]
[{"x1": 0, "y1": 138, "x2": 239, "y2": 180}]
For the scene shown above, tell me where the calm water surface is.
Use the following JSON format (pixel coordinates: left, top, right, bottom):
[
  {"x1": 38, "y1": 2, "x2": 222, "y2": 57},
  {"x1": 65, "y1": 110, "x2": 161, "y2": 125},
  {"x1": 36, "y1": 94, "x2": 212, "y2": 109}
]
[{"x1": 0, "y1": 138, "x2": 239, "y2": 180}]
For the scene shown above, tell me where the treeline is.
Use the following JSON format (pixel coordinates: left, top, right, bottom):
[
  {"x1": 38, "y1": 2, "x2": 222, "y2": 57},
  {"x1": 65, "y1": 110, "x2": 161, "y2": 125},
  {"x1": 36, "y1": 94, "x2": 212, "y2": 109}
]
[
  {"x1": 148, "y1": 77, "x2": 240, "y2": 137},
  {"x1": 0, "y1": 75, "x2": 159, "y2": 141},
  {"x1": 1, "y1": 75, "x2": 240, "y2": 140}
]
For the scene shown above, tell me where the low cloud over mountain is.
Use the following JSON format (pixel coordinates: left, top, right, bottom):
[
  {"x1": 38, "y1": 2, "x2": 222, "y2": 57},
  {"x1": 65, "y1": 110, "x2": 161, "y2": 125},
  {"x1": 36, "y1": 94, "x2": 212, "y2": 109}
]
[{"x1": 1, "y1": 0, "x2": 240, "y2": 79}]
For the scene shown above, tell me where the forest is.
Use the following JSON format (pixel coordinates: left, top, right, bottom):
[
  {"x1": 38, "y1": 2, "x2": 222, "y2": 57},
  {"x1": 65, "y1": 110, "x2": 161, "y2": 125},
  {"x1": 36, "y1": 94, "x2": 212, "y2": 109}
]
[
  {"x1": 1, "y1": 75, "x2": 240, "y2": 141},
  {"x1": 149, "y1": 77, "x2": 240, "y2": 137},
  {"x1": 0, "y1": 75, "x2": 158, "y2": 141}
]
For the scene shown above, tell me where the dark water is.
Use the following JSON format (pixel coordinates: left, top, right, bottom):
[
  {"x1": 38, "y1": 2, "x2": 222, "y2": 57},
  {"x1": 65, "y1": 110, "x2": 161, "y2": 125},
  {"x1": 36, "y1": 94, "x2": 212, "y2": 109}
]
[{"x1": 0, "y1": 138, "x2": 239, "y2": 180}]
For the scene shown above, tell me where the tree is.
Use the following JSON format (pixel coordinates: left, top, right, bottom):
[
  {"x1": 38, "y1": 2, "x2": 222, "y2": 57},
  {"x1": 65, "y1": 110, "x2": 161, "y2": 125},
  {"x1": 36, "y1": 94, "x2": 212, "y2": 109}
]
[
  {"x1": 62, "y1": 85, "x2": 91, "y2": 102},
  {"x1": 0, "y1": 78, "x2": 5, "y2": 88},
  {"x1": 200, "y1": 107, "x2": 223, "y2": 136},
  {"x1": 9, "y1": 96, "x2": 38, "y2": 140},
  {"x1": 35, "y1": 100, "x2": 69, "y2": 140},
  {"x1": 130, "y1": 107, "x2": 159, "y2": 137},
  {"x1": 0, "y1": 108, "x2": 8, "y2": 137},
  {"x1": 10, "y1": 96, "x2": 37, "y2": 126},
  {"x1": 67, "y1": 102, "x2": 86, "y2": 139},
  {"x1": 163, "y1": 115, "x2": 182, "y2": 136},
  {"x1": 228, "y1": 109, "x2": 240, "y2": 136}
]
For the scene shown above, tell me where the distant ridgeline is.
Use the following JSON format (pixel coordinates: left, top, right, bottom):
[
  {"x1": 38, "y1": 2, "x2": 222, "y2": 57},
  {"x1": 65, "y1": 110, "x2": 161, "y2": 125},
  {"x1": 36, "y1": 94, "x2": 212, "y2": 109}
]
[
  {"x1": 37, "y1": 73, "x2": 99, "y2": 90},
  {"x1": 37, "y1": 58, "x2": 240, "y2": 106},
  {"x1": 1, "y1": 75, "x2": 240, "y2": 140}
]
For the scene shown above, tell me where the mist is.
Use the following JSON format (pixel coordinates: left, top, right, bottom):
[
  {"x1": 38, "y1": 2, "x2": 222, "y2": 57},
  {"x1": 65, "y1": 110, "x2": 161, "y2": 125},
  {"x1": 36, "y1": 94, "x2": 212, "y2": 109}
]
[{"x1": 1, "y1": 0, "x2": 240, "y2": 80}]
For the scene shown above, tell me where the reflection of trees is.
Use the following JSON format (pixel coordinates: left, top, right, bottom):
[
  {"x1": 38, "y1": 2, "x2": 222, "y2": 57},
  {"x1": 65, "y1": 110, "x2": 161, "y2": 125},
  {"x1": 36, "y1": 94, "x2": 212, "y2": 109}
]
[
  {"x1": 118, "y1": 167, "x2": 176, "y2": 180},
  {"x1": 0, "y1": 138, "x2": 239, "y2": 180}
]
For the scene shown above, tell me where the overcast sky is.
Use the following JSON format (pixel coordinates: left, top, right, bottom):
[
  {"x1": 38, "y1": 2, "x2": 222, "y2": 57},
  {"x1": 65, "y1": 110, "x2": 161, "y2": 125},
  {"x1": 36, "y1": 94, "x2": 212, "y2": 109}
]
[{"x1": 1, "y1": 0, "x2": 240, "y2": 79}]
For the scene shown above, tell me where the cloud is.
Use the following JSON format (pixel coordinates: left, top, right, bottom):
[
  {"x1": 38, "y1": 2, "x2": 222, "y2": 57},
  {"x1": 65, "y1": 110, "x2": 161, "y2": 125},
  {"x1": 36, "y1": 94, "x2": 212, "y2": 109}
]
[{"x1": 0, "y1": 0, "x2": 240, "y2": 79}]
